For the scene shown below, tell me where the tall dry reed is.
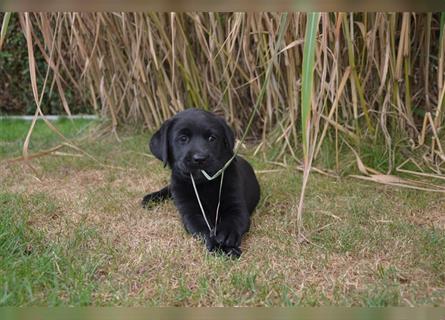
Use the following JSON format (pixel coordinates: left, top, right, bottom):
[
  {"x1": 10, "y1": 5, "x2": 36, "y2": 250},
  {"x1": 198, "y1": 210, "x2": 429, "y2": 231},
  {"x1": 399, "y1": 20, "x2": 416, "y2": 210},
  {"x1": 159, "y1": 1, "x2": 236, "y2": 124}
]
[{"x1": 14, "y1": 13, "x2": 443, "y2": 173}]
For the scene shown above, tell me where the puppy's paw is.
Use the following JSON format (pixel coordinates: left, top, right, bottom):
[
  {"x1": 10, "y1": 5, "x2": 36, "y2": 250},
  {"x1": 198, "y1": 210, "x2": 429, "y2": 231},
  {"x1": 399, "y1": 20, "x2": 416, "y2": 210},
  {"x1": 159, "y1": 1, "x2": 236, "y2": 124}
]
[
  {"x1": 215, "y1": 228, "x2": 241, "y2": 248},
  {"x1": 221, "y1": 246, "x2": 242, "y2": 259},
  {"x1": 141, "y1": 192, "x2": 165, "y2": 208},
  {"x1": 205, "y1": 234, "x2": 218, "y2": 252},
  {"x1": 141, "y1": 194, "x2": 154, "y2": 208}
]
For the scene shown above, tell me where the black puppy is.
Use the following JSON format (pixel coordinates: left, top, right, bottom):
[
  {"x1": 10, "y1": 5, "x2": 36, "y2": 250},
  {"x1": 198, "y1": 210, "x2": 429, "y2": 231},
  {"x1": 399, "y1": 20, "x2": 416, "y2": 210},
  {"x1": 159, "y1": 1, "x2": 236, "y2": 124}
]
[{"x1": 142, "y1": 108, "x2": 260, "y2": 257}]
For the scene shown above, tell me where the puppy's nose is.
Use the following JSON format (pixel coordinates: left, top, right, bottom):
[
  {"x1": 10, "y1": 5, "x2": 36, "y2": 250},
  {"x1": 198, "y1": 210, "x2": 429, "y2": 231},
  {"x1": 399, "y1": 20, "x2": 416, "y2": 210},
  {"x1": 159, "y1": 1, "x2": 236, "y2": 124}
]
[{"x1": 192, "y1": 153, "x2": 209, "y2": 165}]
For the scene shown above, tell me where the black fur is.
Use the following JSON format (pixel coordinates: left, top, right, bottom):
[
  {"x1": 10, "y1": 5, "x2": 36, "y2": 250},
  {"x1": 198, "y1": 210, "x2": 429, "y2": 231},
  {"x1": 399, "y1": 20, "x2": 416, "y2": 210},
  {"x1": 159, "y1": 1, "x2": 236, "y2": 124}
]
[{"x1": 142, "y1": 108, "x2": 260, "y2": 258}]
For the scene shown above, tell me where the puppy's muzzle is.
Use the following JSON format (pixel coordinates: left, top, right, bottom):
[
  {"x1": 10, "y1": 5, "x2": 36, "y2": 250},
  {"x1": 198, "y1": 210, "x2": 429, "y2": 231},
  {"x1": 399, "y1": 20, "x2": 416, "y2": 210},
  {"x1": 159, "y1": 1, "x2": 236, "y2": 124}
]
[{"x1": 192, "y1": 153, "x2": 209, "y2": 165}]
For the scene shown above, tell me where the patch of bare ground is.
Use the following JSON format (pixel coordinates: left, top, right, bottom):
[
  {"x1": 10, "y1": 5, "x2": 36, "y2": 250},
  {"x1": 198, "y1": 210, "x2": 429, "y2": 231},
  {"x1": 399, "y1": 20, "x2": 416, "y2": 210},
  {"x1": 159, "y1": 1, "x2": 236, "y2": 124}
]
[{"x1": 406, "y1": 205, "x2": 445, "y2": 230}]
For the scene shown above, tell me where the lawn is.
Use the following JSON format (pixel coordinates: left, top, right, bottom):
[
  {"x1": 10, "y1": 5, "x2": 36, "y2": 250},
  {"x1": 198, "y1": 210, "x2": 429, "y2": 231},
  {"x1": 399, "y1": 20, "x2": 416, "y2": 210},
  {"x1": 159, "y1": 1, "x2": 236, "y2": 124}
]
[{"x1": 0, "y1": 119, "x2": 444, "y2": 306}]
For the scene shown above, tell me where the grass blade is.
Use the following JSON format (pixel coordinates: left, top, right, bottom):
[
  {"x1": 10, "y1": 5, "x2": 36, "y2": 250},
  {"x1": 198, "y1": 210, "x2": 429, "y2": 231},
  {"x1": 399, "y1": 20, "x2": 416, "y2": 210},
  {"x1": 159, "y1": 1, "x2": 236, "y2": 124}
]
[
  {"x1": 0, "y1": 12, "x2": 12, "y2": 50},
  {"x1": 296, "y1": 12, "x2": 320, "y2": 240}
]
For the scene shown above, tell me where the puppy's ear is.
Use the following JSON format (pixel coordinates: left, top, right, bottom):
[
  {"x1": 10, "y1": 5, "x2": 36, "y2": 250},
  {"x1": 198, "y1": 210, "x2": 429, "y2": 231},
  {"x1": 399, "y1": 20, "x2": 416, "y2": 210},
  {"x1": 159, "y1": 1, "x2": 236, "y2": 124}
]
[
  {"x1": 149, "y1": 119, "x2": 174, "y2": 167},
  {"x1": 217, "y1": 117, "x2": 235, "y2": 152}
]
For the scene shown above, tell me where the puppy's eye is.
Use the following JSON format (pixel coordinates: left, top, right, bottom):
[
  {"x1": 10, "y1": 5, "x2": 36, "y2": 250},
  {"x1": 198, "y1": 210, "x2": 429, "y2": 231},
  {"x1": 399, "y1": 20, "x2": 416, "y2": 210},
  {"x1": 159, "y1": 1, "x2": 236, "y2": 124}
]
[
  {"x1": 208, "y1": 135, "x2": 217, "y2": 142},
  {"x1": 178, "y1": 135, "x2": 189, "y2": 143}
]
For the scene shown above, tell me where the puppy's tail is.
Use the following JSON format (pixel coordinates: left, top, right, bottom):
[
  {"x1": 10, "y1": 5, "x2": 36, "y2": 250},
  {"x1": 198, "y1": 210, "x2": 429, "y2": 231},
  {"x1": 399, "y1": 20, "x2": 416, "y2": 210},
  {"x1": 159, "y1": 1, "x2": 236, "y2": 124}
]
[{"x1": 141, "y1": 185, "x2": 172, "y2": 208}]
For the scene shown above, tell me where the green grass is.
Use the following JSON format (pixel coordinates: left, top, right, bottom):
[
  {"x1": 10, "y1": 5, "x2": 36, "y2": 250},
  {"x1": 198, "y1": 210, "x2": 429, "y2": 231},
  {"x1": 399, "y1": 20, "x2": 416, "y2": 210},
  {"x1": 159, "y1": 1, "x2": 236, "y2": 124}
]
[
  {"x1": 0, "y1": 118, "x2": 98, "y2": 158},
  {"x1": 0, "y1": 193, "x2": 101, "y2": 305},
  {"x1": 1, "y1": 119, "x2": 444, "y2": 306}
]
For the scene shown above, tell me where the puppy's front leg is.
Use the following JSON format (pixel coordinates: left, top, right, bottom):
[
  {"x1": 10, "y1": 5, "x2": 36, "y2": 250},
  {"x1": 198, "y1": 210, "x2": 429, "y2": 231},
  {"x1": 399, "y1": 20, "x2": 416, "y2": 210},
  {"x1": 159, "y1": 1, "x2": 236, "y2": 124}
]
[
  {"x1": 180, "y1": 210, "x2": 218, "y2": 252},
  {"x1": 141, "y1": 185, "x2": 172, "y2": 208},
  {"x1": 214, "y1": 203, "x2": 250, "y2": 258}
]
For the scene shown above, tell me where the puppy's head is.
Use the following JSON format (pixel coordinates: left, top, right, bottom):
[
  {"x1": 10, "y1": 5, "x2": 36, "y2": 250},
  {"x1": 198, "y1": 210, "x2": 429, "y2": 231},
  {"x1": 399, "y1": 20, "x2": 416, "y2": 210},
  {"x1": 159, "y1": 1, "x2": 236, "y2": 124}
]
[{"x1": 149, "y1": 108, "x2": 235, "y2": 181}]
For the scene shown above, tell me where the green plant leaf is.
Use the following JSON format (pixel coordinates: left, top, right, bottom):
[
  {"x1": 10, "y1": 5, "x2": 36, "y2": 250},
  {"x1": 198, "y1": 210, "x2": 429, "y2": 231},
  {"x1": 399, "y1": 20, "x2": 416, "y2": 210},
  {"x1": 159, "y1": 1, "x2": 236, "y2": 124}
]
[{"x1": 0, "y1": 12, "x2": 12, "y2": 50}]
